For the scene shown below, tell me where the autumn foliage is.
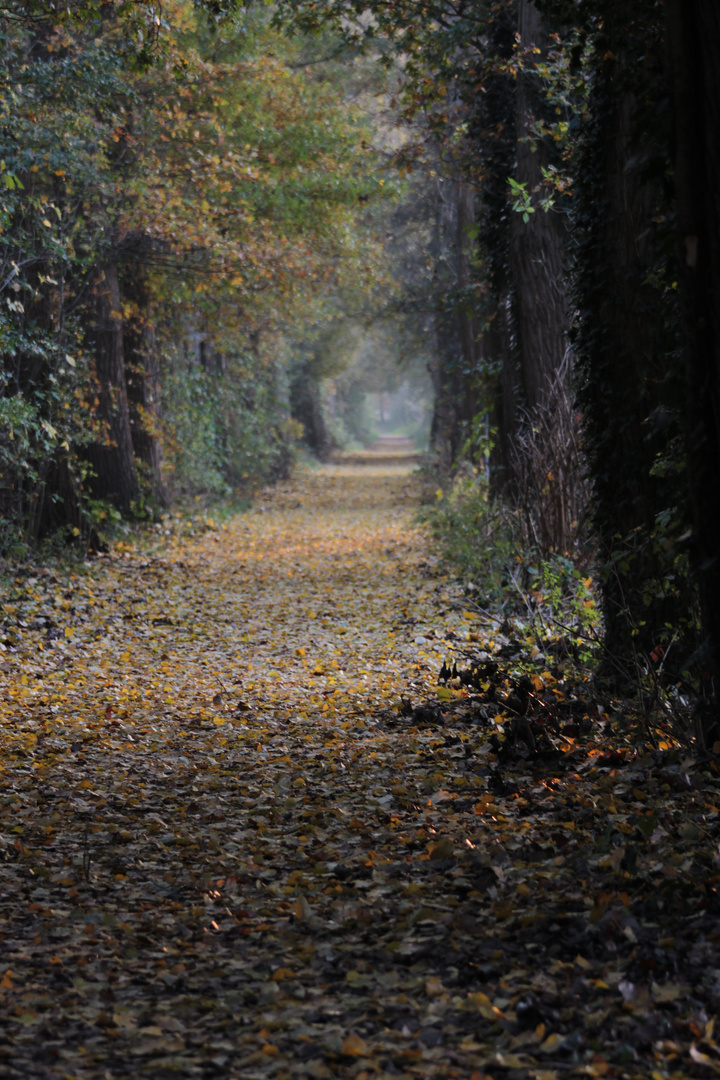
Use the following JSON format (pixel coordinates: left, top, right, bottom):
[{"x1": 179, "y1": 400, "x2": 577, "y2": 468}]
[{"x1": 0, "y1": 0, "x2": 390, "y2": 545}]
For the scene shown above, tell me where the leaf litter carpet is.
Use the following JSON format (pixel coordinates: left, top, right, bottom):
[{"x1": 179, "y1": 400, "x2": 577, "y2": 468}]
[{"x1": 0, "y1": 460, "x2": 719, "y2": 1080}]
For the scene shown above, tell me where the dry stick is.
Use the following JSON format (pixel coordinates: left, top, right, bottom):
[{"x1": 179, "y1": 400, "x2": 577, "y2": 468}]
[{"x1": 461, "y1": 596, "x2": 508, "y2": 625}]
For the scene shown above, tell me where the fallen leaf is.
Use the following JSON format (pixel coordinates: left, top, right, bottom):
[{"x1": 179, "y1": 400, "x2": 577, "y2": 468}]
[
  {"x1": 341, "y1": 1032, "x2": 369, "y2": 1056},
  {"x1": 428, "y1": 836, "x2": 454, "y2": 860},
  {"x1": 540, "y1": 1032, "x2": 565, "y2": 1053}
]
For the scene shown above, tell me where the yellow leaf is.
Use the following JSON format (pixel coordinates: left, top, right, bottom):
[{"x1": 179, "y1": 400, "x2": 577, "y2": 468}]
[
  {"x1": 213, "y1": 717, "x2": 225, "y2": 726},
  {"x1": 341, "y1": 1032, "x2": 369, "y2": 1057},
  {"x1": 494, "y1": 1052, "x2": 528, "y2": 1068},
  {"x1": 425, "y1": 976, "x2": 445, "y2": 997},
  {"x1": 540, "y1": 1032, "x2": 565, "y2": 1053},
  {"x1": 294, "y1": 894, "x2": 312, "y2": 921},
  {"x1": 465, "y1": 991, "x2": 503, "y2": 1022}
]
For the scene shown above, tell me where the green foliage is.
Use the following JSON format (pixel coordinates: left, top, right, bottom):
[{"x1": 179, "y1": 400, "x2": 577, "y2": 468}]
[
  {"x1": 423, "y1": 468, "x2": 520, "y2": 605},
  {"x1": 0, "y1": 0, "x2": 398, "y2": 548},
  {"x1": 507, "y1": 178, "x2": 536, "y2": 224},
  {"x1": 162, "y1": 355, "x2": 298, "y2": 499},
  {"x1": 0, "y1": 7, "x2": 134, "y2": 540},
  {"x1": 163, "y1": 369, "x2": 230, "y2": 498},
  {"x1": 423, "y1": 466, "x2": 600, "y2": 653}
]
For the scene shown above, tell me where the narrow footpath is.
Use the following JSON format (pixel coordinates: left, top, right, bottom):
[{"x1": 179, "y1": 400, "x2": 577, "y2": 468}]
[{"x1": 0, "y1": 458, "x2": 715, "y2": 1080}]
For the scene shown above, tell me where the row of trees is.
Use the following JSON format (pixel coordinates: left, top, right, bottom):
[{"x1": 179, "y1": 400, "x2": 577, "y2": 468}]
[
  {"x1": 1, "y1": 0, "x2": 399, "y2": 547},
  {"x1": 276, "y1": 0, "x2": 720, "y2": 738},
  {"x1": 5, "y1": 1, "x2": 720, "y2": 736}
]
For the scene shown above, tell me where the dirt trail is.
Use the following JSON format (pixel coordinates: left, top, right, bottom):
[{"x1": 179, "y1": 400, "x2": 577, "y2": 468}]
[
  {"x1": 0, "y1": 460, "x2": 715, "y2": 1080},
  {"x1": 334, "y1": 437, "x2": 419, "y2": 468},
  {"x1": 0, "y1": 459, "x2": 478, "y2": 1078}
]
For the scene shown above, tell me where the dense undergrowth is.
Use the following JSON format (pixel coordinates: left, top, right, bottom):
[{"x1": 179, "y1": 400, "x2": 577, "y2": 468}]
[
  {"x1": 421, "y1": 464, "x2": 698, "y2": 756},
  {"x1": 421, "y1": 466, "x2": 600, "y2": 651}
]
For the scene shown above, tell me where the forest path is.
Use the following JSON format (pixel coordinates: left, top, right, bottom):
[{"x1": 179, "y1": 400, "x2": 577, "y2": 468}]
[
  {"x1": 0, "y1": 462, "x2": 712, "y2": 1079},
  {"x1": 0, "y1": 459, "x2": 497, "y2": 1078}
]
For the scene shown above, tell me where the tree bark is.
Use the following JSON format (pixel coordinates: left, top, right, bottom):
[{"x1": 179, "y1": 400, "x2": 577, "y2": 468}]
[
  {"x1": 574, "y1": 0, "x2": 683, "y2": 670},
  {"x1": 85, "y1": 264, "x2": 140, "y2": 513},
  {"x1": 510, "y1": 0, "x2": 570, "y2": 409},
  {"x1": 456, "y1": 179, "x2": 480, "y2": 412},
  {"x1": 487, "y1": 295, "x2": 518, "y2": 487},
  {"x1": 666, "y1": 0, "x2": 720, "y2": 741},
  {"x1": 121, "y1": 271, "x2": 168, "y2": 509},
  {"x1": 427, "y1": 178, "x2": 480, "y2": 469}
]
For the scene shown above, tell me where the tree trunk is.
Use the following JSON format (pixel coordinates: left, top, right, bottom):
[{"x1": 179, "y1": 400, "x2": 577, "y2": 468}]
[
  {"x1": 510, "y1": 0, "x2": 570, "y2": 410},
  {"x1": 666, "y1": 0, "x2": 720, "y2": 743},
  {"x1": 121, "y1": 270, "x2": 168, "y2": 509},
  {"x1": 487, "y1": 295, "x2": 518, "y2": 488},
  {"x1": 456, "y1": 179, "x2": 480, "y2": 417},
  {"x1": 573, "y1": 0, "x2": 685, "y2": 671},
  {"x1": 85, "y1": 263, "x2": 140, "y2": 513},
  {"x1": 427, "y1": 178, "x2": 479, "y2": 469},
  {"x1": 428, "y1": 308, "x2": 465, "y2": 470}
]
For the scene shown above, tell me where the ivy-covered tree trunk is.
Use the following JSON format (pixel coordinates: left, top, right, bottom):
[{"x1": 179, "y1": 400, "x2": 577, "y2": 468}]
[
  {"x1": 510, "y1": 0, "x2": 570, "y2": 410},
  {"x1": 472, "y1": 1, "x2": 520, "y2": 489},
  {"x1": 667, "y1": 0, "x2": 720, "y2": 741},
  {"x1": 85, "y1": 264, "x2": 140, "y2": 514},
  {"x1": 573, "y1": 1, "x2": 679, "y2": 671}
]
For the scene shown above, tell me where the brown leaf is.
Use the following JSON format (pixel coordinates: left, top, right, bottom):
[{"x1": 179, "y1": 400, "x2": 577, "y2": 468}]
[
  {"x1": 341, "y1": 1032, "x2": 369, "y2": 1057},
  {"x1": 428, "y1": 836, "x2": 454, "y2": 860}
]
